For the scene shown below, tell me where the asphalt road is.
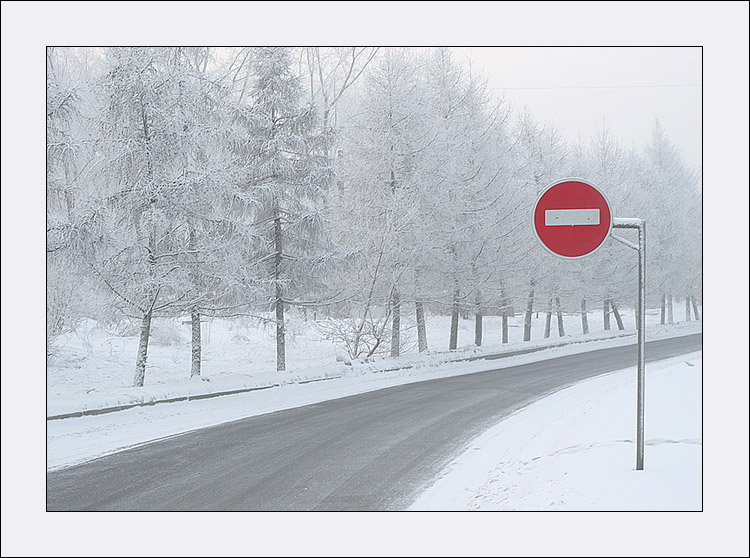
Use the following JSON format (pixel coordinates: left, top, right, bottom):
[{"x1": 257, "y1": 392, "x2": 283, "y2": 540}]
[{"x1": 47, "y1": 333, "x2": 701, "y2": 511}]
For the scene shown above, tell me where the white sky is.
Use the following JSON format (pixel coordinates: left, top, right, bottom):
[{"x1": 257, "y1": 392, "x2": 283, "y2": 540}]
[{"x1": 452, "y1": 46, "x2": 702, "y2": 170}]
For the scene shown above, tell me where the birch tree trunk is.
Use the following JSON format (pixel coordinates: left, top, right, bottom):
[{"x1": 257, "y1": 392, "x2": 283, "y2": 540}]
[
  {"x1": 580, "y1": 298, "x2": 589, "y2": 335},
  {"x1": 390, "y1": 288, "x2": 401, "y2": 357},
  {"x1": 691, "y1": 297, "x2": 701, "y2": 320},
  {"x1": 474, "y1": 291, "x2": 482, "y2": 347},
  {"x1": 449, "y1": 286, "x2": 460, "y2": 350},
  {"x1": 415, "y1": 299, "x2": 428, "y2": 353},
  {"x1": 611, "y1": 299, "x2": 625, "y2": 331},
  {"x1": 188, "y1": 224, "x2": 201, "y2": 378},
  {"x1": 501, "y1": 297, "x2": 509, "y2": 344},
  {"x1": 523, "y1": 284, "x2": 534, "y2": 342},
  {"x1": 685, "y1": 296, "x2": 692, "y2": 321},
  {"x1": 132, "y1": 89, "x2": 157, "y2": 389},
  {"x1": 544, "y1": 298, "x2": 553, "y2": 339},
  {"x1": 555, "y1": 296, "x2": 566, "y2": 337},
  {"x1": 274, "y1": 214, "x2": 286, "y2": 371},
  {"x1": 667, "y1": 294, "x2": 674, "y2": 324},
  {"x1": 190, "y1": 305, "x2": 201, "y2": 378},
  {"x1": 133, "y1": 308, "x2": 153, "y2": 387},
  {"x1": 603, "y1": 298, "x2": 611, "y2": 331},
  {"x1": 660, "y1": 294, "x2": 666, "y2": 325},
  {"x1": 414, "y1": 268, "x2": 428, "y2": 352}
]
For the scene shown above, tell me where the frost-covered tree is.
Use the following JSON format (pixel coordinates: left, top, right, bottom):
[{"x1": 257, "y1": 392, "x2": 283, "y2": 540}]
[
  {"x1": 333, "y1": 48, "x2": 432, "y2": 357},
  {"x1": 157, "y1": 47, "x2": 232, "y2": 379},
  {"x1": 510, "y1": 111, "x2": 570, "y2": 341},
  {"x1": 637, "y1": 119, "x2": 700, "y2": 323},
  {"x1": 47, "y1": 48, "x2": 80, "y2": 350},
  {"x1": 682, "y1": 166, "x2": 702, "y2": 320},
  {"x1": 87, "y1": 47, "x2": 225, "y2": 386},
  {"x1": 233, "y1": 47, "x2": 334, "y2": 371},
  {"x1": 420, "y1": 49, "x2": 519, "y2": 349},
  {"x1": 335, "y1": 47, "x2": 523, "y2": 354},
  {"x1": 302, "y1": 47, "x2": 379, "y2": 140},
  {"x1": 565, "y1": 121, "x2": 637, "y2": 332},
  {"x1": 47, "y1": 49, "x2": 81, "y2": 227},
  {"x1": 46, "y1": 47, "x2": 99, "y2": 354}
]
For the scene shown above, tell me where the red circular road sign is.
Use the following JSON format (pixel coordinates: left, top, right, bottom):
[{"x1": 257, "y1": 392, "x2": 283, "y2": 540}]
[{"x1": 533, "y1": 178, "x2": 613, "y2": 259}]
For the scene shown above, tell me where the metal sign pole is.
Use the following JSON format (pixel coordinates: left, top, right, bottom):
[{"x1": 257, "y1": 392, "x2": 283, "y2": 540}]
[
  {"x1": 612, "y1": 218, "x2": 645, "y2": 470},
  {"x1": 533, "y1": 180, "x2": 647, "y2": 470}
]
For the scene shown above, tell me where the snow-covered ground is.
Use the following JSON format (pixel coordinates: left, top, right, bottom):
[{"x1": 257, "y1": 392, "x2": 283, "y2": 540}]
[
  {"x1": 46, "y1": 307, "x2": 679, "y2": 417},
  {"x1": 410, "y1": 352, "x2": 703, "y2": 511},
  {"x1": 44, "y1": 310, "x2": 703, "y2": 468},
  {"x1": 45, "y1": 321, "x2": 699, "y2": 472},
  {"x1": 8, "y1": 308, "x2": 746, "y2": 555},
  {"x1": 47, "y1": 329, "x2": 705, "y2": 511}
]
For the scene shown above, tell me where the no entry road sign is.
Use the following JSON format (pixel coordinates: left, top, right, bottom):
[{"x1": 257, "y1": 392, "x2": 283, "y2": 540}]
[{"x1": 533, "y1": 178, "x2": 613, "y2": 259}]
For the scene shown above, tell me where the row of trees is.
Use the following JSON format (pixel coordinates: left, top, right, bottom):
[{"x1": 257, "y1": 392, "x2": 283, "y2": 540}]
[{"x1": 46, "y1": 47, "x2": 702, "y2": 386}]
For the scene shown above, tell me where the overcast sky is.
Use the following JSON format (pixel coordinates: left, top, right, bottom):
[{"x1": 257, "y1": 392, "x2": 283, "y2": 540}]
[{"x1": 452, "y1": 46, "x2": 702, "y2": 171}]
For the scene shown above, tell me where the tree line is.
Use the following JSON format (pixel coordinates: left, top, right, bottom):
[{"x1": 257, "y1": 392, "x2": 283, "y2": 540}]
[{"x1": 46, "y1": 47, "x2": 702, "y2": 386}]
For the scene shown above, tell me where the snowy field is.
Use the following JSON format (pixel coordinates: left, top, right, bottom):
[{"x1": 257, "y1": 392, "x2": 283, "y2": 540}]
[
  {"x1": 44, "y1": 307, "x2": 703, "y2": 474},
  {"x1": 410, "y1": 352, "x2": 703, "y2": 511},
  {"x1": 45, "y1": 309, "x2": 703, "y2": 469},
  {"x1": 47, "y1": 306, "x2": 687, "y2": 416}
]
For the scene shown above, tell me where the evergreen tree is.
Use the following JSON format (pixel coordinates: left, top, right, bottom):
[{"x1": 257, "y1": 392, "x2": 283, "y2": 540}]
[
  {"x1": 89, "y1": 47, "x2": 223, "y2": 386},
  {"x1": 47, "y1": 47, "x2": 84, "y2": 353},
  {"x1": 237, "y1": 47, "x2": 334, "y2": 371}
]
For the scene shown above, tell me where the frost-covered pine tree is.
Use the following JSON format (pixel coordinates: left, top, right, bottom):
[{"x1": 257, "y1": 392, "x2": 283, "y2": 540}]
[
  {"x1": 89, "y1": 47, "x2": 224, "y2": 386},
  {"x1": 420, "y1": 48, "x2": 517, "y2": 349},
  {"x1": 503, "y1": 110, "x2": 571, "y2": 341},
  {"x1": 334, "y1": 48, "x2": 435, "y2": 357},
  {"x1": 681, "y1": 166, "x2": 702, "y2": 320},
  {"x1": 45, "y1": 47, "x2": 106, "y2": 355},
  {"x1": 159, "y1": 47, "x2": 231, "y2": 379},
  {"x1": 442, "y1": 51, "x2": 520, "y2": 347},
  {"x1": 566, "y1": 121, "x2": 635, "y2": 332},
  {"x1": 47, "y1": 47, "x2": 84, "y2": 353},
  {"x1": 303, "y1": 47, "x2": 379, "y2": 146},
  {"x1": 638, "y1": 119, "x2": 699, "y2": 324},
  {"x1": 234, "y1": 47, "x2": 334, "y2": 371}
]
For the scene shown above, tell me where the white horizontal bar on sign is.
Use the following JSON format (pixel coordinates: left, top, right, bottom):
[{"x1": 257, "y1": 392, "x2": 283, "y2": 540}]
[{"x1": 545, "y1": 208, "x2": 600, "y2": 226}]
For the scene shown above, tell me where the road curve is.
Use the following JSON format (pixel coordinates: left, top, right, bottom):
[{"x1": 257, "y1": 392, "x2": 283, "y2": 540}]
[{"x1": 47, "y1": 333, "x2": 701, "y2": 511}]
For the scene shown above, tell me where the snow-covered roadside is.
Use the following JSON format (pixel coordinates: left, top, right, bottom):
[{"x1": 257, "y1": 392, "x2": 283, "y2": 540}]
[
  {"x1": 409, "y1": 352, "x2": 703, "y2": 511},
  {"x1": 47, "y1": 322, "x2": 701, "y2": 472},
  {"x1": 46, "y1": 317, "x2": 699, "y2": 419},
  {"x1": 45, "y1": 327, "x2": 634, "y2": 419}
]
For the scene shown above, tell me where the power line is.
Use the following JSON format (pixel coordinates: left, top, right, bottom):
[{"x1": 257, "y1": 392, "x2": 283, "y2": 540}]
[{"x1": 492, "y1": 83, "x2": 702, "y2": 91}]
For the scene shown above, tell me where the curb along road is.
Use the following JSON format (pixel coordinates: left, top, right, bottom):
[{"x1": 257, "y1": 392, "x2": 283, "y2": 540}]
[{"x1": 47, "y1": 329, "x2": 674, "y2": 421}]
